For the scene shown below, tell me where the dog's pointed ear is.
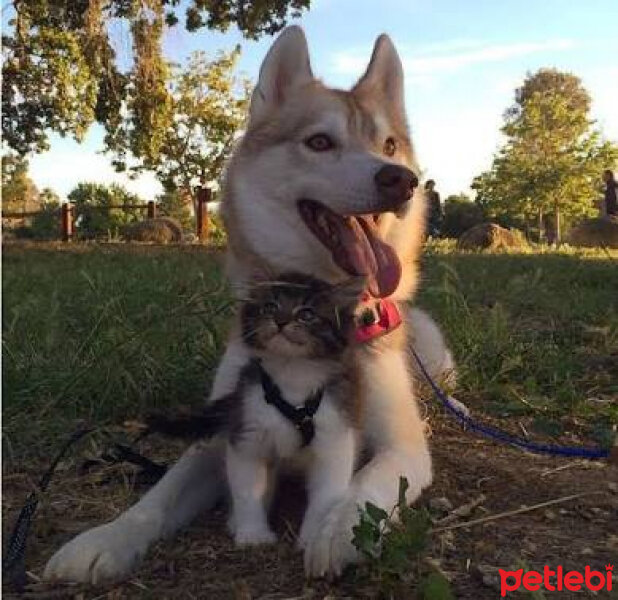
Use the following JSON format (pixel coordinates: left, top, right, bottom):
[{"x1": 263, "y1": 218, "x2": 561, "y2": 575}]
[
  {"x1": 249, "y1": 26, "x2": 314, "y2": 125},
  {"x1": 353, "y1": 34, "x2": 404, "y2": 109}
]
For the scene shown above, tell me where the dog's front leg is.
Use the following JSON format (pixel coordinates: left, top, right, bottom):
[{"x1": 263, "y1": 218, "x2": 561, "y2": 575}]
[
  {"x1": 44, "y1": 438, "x2": 226, "y2": 584},
  {"x1": 304, "y1": 347, "x2": 432, "y2": 578},
  {"x1": 44, "y1": 334, "x2": 249, "y2": 584},
  {"x1": 298, "y1": 421, "x2": 356, "y2": 550}
]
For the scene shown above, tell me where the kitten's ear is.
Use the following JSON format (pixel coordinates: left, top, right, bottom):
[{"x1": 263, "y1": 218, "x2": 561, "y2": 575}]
[
  {"x1": 333, "y1": 277, "x2": 367, "y2": 308},
  {"x1": 233, "y1": 263, "x2": 274, "y2": 300}
]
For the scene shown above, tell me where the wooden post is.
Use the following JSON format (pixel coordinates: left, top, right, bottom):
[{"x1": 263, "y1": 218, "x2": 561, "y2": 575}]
[
  {"x1": 196, "y1": 187, "x2": 211, "y2": 242},
  {"x1": 61, "y1": 203, "x2": 74, "y2": 242},
  {"x1": 147, "y1": 200, "x2": 156, "y2": 219}
]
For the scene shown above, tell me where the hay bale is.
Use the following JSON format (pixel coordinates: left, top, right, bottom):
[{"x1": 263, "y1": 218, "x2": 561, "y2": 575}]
[
  {"x1": 457, "y1": 223, "x2": 526, "y2": 251},
  {"x1": 567, "y1": 217, "x2": 618, "y2": 248},
  {"x1": 123, "y1": 217, "x2": 183, "y2": 243}
]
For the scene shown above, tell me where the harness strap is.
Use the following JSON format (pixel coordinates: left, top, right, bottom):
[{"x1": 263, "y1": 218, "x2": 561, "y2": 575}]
[{"x1": 252, "y1": 359, "x2": 324, "y2": 446}]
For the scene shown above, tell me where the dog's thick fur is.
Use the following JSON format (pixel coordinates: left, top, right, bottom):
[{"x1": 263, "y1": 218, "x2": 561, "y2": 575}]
[{"x1": 44, "y1": 27, "x2": 454, "y2": 583}]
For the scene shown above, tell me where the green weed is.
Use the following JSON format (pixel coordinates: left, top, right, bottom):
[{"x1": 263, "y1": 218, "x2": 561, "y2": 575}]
[{"x1": 352, "y1": 477, "x2": 454, "y2": 600}]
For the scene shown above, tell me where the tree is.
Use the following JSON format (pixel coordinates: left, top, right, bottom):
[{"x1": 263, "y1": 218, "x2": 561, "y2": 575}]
[
  {"x1": 441, "y1": 194, "x2": 485, "y2": 238},
  {"x1": 156, "y1": 189, "x2": 194, "y2": 231},
  {"x1": 111, "y1": 49, "x2": 251, "y2": 211},
  {"x1": 1, "y1": 153, "x2": 39, "y2": 213},
  {"x1": 2, "y1": 0, "x2": 309, "y2": 156},
  {"x1": 472, "y1": 69, "x2": 618, "y2": 242},
  {"x1": 68, "y1": 182, "x2": 142, "y2": 239},
  {"x1": 38, "y1": 187, "x2": 61, "y2": 207},
  {"x1": 30, "y1": 187, "x2": 62, "y2": 239}
]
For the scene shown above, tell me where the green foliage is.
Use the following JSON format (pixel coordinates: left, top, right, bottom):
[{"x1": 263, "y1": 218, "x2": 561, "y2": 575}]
[
  {"x1": 181, "y1": 0, "x2": 310, "y2": 38},
  {"x1": 111, "y1": 49, "x2": 250, "y2": 203},
  {"x1": 473, "y1": 69, "x2": 618, "y2": 242},
  {"x1": 419, "y1": 251, "x2": 618, "y2": 425},
  {"x1": 352, "y1": 477, "x2": 453, "y2": 599},
  {"x1": 38, "y1": 187, "x2": 61, "y2": 206},
  {"x1": 2, "y1": 245, "x2": 231, "y2": 460},
  {"x1": 68, "y1": 182, "x2": 143, "y2": 239},
  {"x1": 1, "y1": 153, "x2": 39, "y2": 213},
  {"x1": 156, "y1": 189, "x2": 194, "y2": 231},
  {"x1": 2, "y1": 0, "x2": 308, "y2": 156},
  {"x1": 30, "y1": 188, "x2": 62, "y2": 239},
  {"x1": 441, "y1": 194, "x2": 485, "y2": 238},
  {"x1": 3, "y1": 244, "x2": 616, "y2": 458},
  {"x1": 208, "y1": 212, "x2": 228, "y2": 246}
]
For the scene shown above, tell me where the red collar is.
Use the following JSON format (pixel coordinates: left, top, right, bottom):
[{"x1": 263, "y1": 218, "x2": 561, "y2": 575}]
[{"x1": 354, "y1": 293, "x2": 402, "y2": 343}]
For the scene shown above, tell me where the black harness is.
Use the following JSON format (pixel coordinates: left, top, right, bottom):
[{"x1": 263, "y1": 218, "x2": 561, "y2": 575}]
[{"x1": 252, "y1": 359, "x2": 324, "y2": 446}]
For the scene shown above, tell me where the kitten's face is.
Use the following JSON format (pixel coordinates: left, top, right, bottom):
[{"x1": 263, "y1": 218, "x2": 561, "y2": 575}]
[{"x1": 241, "y1": 273, "x2": 364, "y2": 359}]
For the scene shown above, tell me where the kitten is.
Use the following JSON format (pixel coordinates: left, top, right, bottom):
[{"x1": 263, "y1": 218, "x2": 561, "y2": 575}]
[
  {"x1": 221, "y1": 272, "x2": 364, "y2": 547},
  {"x1": 146, "y1": 272, "x2": 364, "y2": 547}
]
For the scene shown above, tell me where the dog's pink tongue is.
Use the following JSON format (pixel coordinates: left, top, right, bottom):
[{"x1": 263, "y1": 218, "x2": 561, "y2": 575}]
[{"x1": 333, "y1": 215, "x2": 401, "y2": 298}]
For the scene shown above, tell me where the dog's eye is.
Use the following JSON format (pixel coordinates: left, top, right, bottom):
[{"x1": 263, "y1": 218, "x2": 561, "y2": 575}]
[
  {"x1": 383, "y1": 137, "x2": 397, "y2": 157},
  {"x1": 305, "y1": 133, "x2": 335, "y2": 152},
  {"x1": 295, "y1": 306, "x2": 317, "y2": 323},
  {"x1": 261, "y1": 301, "x2": 280, "y2": 316}
]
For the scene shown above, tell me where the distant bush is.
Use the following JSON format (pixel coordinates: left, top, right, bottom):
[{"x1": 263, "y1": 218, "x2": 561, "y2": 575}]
[
  {"x1": 442, "y1": 194, "x2": 485, "y2": 238},
  {"x1": 208, "y1": 212, "x2": 227, "y2": 246},
  {"x1": 68, "y1": 183, "x2": 142, "y2": 239},
  {"x1": 30, "y1": 192, "x2": 62, "y2": 240},
  {"x1": 567, "y1": 216, "x2": 618, "y2": 248},
  {"x1": 156, "y1": 189, "x2": 193, "y2": 231}
]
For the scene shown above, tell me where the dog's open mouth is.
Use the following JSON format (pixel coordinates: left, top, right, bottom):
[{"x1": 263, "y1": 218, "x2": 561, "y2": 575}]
[{"x1": 298, "y1": 199, "x2": 402, "y2": 298}]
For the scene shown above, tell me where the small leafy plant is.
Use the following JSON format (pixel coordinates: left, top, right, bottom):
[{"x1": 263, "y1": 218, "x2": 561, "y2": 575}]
[{"x1": 351, "y1": 477, "x2": 453, "y2": 599}]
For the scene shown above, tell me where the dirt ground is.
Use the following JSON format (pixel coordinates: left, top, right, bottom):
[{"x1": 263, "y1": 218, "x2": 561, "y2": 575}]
[{"x1": 3, "y1": 414, "x2": 617, "y2": 599}]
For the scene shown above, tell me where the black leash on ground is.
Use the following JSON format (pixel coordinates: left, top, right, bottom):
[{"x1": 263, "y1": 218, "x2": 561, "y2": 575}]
[
  {"x1": 2, "y1": 427, "x2": 168, "y2": 593},
  {"x1": 5, "y1": 357, "x2": 614, "y2": 592},
  {"x1": 3, "y1": 404, "x2": 234, "y2": 592},
  {"x1": 3, "y1": 428, "x2": 94, "y2": 592}
]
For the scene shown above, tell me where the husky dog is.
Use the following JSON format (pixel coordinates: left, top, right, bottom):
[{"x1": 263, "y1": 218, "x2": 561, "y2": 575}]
[{"x1": 44, "y1": 26, "x2": 454, "y2": 583}]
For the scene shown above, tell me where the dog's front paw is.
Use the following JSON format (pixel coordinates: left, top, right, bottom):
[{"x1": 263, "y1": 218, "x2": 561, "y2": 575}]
[
  {"x1": 44, "y1": 520, "x2": 147, "y2": 584},
  {"x1": 297, "y1": 514, "x2": 319, "y2": 551},
  {"x1": 304, "y1": 499, "x2": 360, "y2": 579},
  {"x1": 234, "y1": 525, "x2": 277, "y2": 547}
]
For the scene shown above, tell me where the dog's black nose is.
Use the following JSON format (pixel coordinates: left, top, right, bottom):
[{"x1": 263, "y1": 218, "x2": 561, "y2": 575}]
[{"x1": 374, "y1": 164, "x2": 418, "y2": 208}]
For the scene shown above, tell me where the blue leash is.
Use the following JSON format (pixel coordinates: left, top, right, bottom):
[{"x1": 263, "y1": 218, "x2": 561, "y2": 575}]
[{"x1": 410, "y1": 348, "x2": 611, "y2": 460}]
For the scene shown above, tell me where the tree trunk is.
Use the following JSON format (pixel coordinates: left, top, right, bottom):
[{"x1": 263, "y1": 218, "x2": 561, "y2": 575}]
[
  {"x1": 538, "y1": 208, "x2": 544, "y2": 243},
  {"x1": 554, "y1": 205, "x2": 561, "y2": 244}
]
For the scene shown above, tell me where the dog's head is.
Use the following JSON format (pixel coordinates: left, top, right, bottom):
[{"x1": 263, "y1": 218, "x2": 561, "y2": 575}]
[{"x1": 223, "y1": 26, "x2": 426, "y2": 301}]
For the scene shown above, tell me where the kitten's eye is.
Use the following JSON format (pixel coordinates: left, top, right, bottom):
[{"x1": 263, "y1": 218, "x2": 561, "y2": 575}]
[
  {"x1": 261, "y1": 301, "x2": 280, "y2": 316},
  {"x1": 295, "y1": 307, "x2": 317, "y2": 323},
  {"x1": 383, "y1": 137, "x2": 397, "y2": 157},
  {"x1": 305, "y1": 133, "x2": 335, "y2": 152}
]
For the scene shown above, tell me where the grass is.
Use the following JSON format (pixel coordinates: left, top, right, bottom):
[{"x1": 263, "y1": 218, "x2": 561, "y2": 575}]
[
  {"x1": 2, "y1": 241, "x2": 617, "y2": 600},
  {"x1": 2, "y1": 243, "x2": 232, "y2": 465},
  {"x1": 418, "y1": 247, "x2": 617, "y2": 442},
  {"x1": 2, "y1": 242, "x2": 617, "y2": 467}
]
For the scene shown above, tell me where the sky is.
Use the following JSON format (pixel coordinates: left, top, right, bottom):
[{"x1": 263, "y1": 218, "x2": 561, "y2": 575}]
[{"x1": 21, "y1": 0, "x2": 618, "y2": 201}]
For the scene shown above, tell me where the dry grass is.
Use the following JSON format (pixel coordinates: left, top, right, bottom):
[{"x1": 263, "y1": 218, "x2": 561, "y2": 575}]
[
  {"x1": 3, "y1": 241, "x2": 617, "y2": 599},
  {"x1": 457, "y1": 223, "x2": 527, "y2": 251},
  {"x1": 567, "y1": 216, "x2": 618, "y2": 249},
  {"x1": 123, "y1": 217, "x2": 185, "y2": 243}
]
